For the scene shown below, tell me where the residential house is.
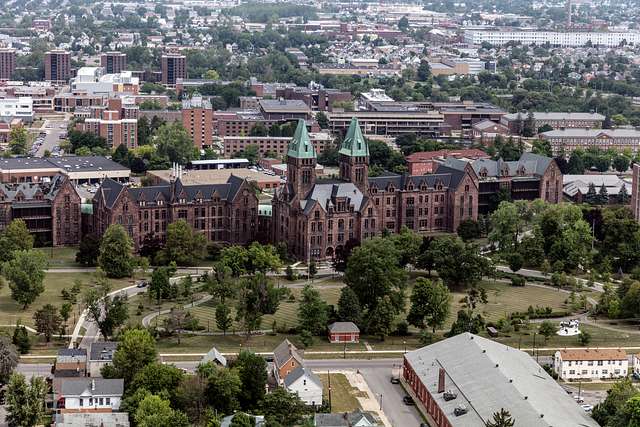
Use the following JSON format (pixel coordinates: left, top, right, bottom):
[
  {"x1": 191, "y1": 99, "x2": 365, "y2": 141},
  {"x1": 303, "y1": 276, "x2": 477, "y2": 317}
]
[
  {"x1": 273, "y1": 339, "x2": 304, "y2": 384},
  {"x1": 554, "y1": 349, "x2": 628, "y2": 380},
  {"x1": 88, "y1": 342, "x2": 117, "y2": 377},
  {"x1": 314, "y1": 410, "x2": 381, "y2": 427},
  {"x1": 283, "y1": 366, "x2": 323, "y2": 406},
  {"x1": 54, "y1": 349, "x2": 87, "y2": 378},
  {"x1": 55, "y1": 378, "x2": 124, "y2": 413},
  {"x1": 202, "y1": 346, "x2": 227, "y2": 367}
]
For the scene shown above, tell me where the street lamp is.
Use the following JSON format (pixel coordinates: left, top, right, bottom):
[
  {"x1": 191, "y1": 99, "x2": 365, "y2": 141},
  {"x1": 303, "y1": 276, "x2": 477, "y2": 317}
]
[
  {"x1": 378, "y1": 393, "x2": 383, "y2": 410},
  {"x1": 403, "y1": 340, "x2": 407, "y2": 354}
]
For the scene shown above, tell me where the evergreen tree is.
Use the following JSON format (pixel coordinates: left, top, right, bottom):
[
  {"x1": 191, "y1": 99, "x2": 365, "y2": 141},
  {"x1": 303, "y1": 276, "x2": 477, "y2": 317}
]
[
  {"x1": 485, "y1": 409, "x2": 515, "y2": 427},
  {"x1": 585, "y1": 182, "x2": 598, "y2": 205},
  {"x1": 619, "y1": 183, "x2": 630, "y2": 204},
  {"x1": 597, "y1": 183, "x2": 609, "y2": 205}
]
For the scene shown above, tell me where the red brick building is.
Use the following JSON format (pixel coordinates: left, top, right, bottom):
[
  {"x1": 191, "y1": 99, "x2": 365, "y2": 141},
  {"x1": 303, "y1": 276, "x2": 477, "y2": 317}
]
[
  {"x1": 181, "y1": 95, "x2": 214, "y2": 149},
  {"x1": 406, "y1": 149, "x2": 490, "y2": 175},
  {"x1": 77, "y1": 98, "x2": 138, "y2": 149},
  {"x1": 45, "y1": 50, "x2": 71, "y2": 83},
  {"x1": 0, "y1": 48, "x2": 16, "y2": 80},
  {"x1": 328, "y1": 322, "x2": 360, "y2": 343},
  {"x1": 92, "y1": 175, "x2": 258, "y2": 251},
  {"x1": 0, "y1": 175, "x2": 81, "y2": 246},
  {"x1": 100, "y1": 52, "x2": 127, "y2": 74},
  {"x1": 272, "y1": 118, "x2": 478, "y2": 260},
  {"x1": 161, "y1": 54, "x2": 186, "y2": 86}
]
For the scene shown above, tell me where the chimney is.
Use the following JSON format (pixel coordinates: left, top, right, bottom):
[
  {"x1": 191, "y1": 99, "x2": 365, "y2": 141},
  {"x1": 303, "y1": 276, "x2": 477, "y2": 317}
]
[{"x1": 437, "y1": 368, "x2": 445, "y2": 393}]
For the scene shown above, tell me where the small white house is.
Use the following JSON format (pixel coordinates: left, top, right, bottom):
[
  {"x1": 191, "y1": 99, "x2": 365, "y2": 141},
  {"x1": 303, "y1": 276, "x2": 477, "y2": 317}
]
[
  {"x1": 554, "y1": 349, "x2": 628, "y2": 380},
  {"x1": 57, "y1": 378, "x2": 124, "y2": 412},
  {"x1": 283, "y1": 366, "x2": 323, "y2": 406}
]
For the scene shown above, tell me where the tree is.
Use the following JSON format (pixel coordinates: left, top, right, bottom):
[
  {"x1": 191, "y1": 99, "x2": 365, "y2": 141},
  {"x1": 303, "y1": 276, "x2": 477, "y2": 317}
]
[
  {"x1": 76, "y1": 233, "x2": 101, "y2": 266},
  {"x1": 260, "y1": 387, "x2": 308, "y2": 425},
  {"x1": 398, "y1": 16, "x2": 409, "y2": 31},
  {"x1": 417, "y1": 60, "x2": 431, "y2": 82},
  {"x1": 84, "y1": 280, "x2": 129, "y2": 341},
  {"x1": 431, "y1": 236, "x2": 491, "y2": 289},
  {"x1": 3, "y1": 249, "x2": 48, "y2": 308},
  {"x1": 230, "y1": 413, "x2": 254, "y2": 427},
  {"x1": 203, "y1": 69, "x2": 220, "y2": 80},
  {"x1": 597, "y1": 183, "x2": 609, "y2": 205},
  {"x1": 613, "y1": 155, "x2": 630, "y2": 173},
  {"x1": 8, "y1": 127, "x2": 28, "y2": 155},
  {"x1": 155, "y1": 121, "x2": 197, "y2": 164},
  {"x1": 567, "y1": 152, "x2": 585, "y2": 174},
  {"x1": 130, "y1": 362, "x2": 184, "y2": 403},
  {"x1": 337, "y1": 286, "x2": 361, "y2": 325},
  {"x1": 246, "y1": 242, "x2": 282, "y2": 274},
  {"x1": 150, "y1": 266, "x2": 172, "y2": 303},
  {"x1": 98, "y1": 224, "x2": 134, "y2": 278},
  {"x1": 448, "y1": 309, "x2": 485, "y2": 336},
  {"x1": 316, "y1": 112, "x2": 328, "y2": 129},
  {"x1": 216, "y1": 303, "x2": 233, "y2": 335},
  {"x1": 135, "y1": 394, "x2": 190, "y2": 427},
  {"x1": 592, "y1": 378, "x2": 637, "y2": 426},
  {"x1": 610, "y1": 395, "x2": 640, "y2": 427},
  {"x1": 234, "y1": 350, "x2": 268, "y2": 410},
  {"x1": 110, "y1": 329, "x2": 157, "y2": 385},
  {"x1": 298, "y1": 284, "x2": 329, "y2": 335},
  {"x1": 522, "y1": 111, "x2": 536, "y2": 137},
  {"x1": 163, "y1": 219, "x2": 207, "y2": 266},
  {"x1": 579, "y1": 330, "x2": 592, "y2": 346},
  {"x1": 33, "y1": 304, "x2": 61, "y2": 343},
  {"x1": 489, "y1": 201, "x2": 522, "y2": 252},
  {"x1": 344, "y1": 237, "x2": 407, "y2": 313},
  {"x1": 585, "y1": 182, "x2": 598, "y2": 205},
  {"x1": 12, "y1": 325, "x2": 30, "y2": 355},
  {"x1": 5, "y1": 373, "x2": 46, "y2": 427},
  {"x1": 506, "y1": 252, "x2": 524, "y2": 273},
  {"x1": 0, "y1": 219, "x2": 34, "y2": 263},
  {"x1": 619, "y1": 184, "x2": 630, "y2": 204},
  {"x1": 485, "y1": 409, "x2": 515, "y2": 427},
  {"x1": 59, "y1": 302, "x2": 72, "y2": 335},
  {"x1": 457, "y1": 219, "x2": 481, "y2": 241},
  {"x1": 235, "y1": 273, "x2": 284, "y2": 336},
  {"x1": 538, "y1": 320, "x2": 556, "y2": 342},
  {"x1": 164, "y1": 308, "x2": 188, "y2": 344},
  {"x1": 0, "y1": 337, "x2": 18, "y2": 384},
  {"x1": 203, "y1": 366, "x2": 242, "y2": 415},
  {"x1": 407, "y1": 278, "x2": 451, "y2": 333},
  {"x1": 219, "y1": 246, "x2": 249, "y2": 277},
  {"x1": 365, "y1": 295, "x2": 396, "y2": 340}
]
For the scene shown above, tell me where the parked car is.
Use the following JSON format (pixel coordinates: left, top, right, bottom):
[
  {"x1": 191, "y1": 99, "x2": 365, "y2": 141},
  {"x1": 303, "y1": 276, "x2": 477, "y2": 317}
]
[
  {"x1": 403, "y1": 396, "x2": 415, "y2": 406},
  {"x1": 136, "y1": 281, "x2": 148, "y2": 288},
  {"x1": 581, "y1": 404, "x2": 593, "y2": 412},
  {"x1": 390, "y1": 377, "x2": 400, "y2": 384},
  {"x1": 573, "y1": 395, "x2": 584, "y2": 404}
]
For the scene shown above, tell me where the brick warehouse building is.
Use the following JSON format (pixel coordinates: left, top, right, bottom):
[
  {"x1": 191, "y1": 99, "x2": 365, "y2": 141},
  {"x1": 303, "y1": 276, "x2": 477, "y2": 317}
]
[
  {"x1": 92, "y1": 175, "x2": 258, "y2": 250},
  {"x1": 0, "y1": 175, "x2": 81, "y2": 246},
  {"x1": 272, "y1": 119, "x2": 479, "y2": 260}
]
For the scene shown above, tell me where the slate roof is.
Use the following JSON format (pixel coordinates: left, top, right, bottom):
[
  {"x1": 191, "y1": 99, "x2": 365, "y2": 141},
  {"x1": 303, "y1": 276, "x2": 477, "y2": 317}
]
[
  {"x1": 339, "y1": 118, "x2": 369, "y2": 157},
  {"x1": 273, "y1": 339, "x2": 302, "y2": 369},
  {"x1": 441, "y1": 152, "x2": 552, "y2": 179},
  {"x1": 328, "y1": 322, "x2": 360, "y2": 333},
  {"x1": 369, "y1": 169, "x2": 466, "y2": 191},
  {"x1": 301, "y1": 182, "x2": 366, "y2": 213},
  {"x1": 283, "y1": 365, "x2": 323, "y2": 389},
  {"x1": 0, "y1": 175, "x2": 70, "y2": 203},
  {"x1": 405, "y1": 333, "x2": 599, "y2": 427},
  {"x1": 314, "y1": 410, "x2": 380, "y2": 427},
  {"x1": 60, "y1": 378, "x2": 124, "y2": 397},
  {"x1": 98, "y1": 175, "x2": 247, "y2": 209},
  {"x1": 89, "y1": 342, "x2": 117, "y2": 362}
]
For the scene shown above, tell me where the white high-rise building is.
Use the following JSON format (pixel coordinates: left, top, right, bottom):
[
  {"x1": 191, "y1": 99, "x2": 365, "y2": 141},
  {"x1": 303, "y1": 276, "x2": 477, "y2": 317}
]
[{"x1": 464, "y1": 29, "x2": 640, "y2": 47}]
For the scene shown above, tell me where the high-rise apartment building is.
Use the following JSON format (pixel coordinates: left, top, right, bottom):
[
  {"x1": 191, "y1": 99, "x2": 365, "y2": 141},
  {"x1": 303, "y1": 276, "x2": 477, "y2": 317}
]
[
  {"x1": 161, "y1": 54, "x2": 186, "y2": 86},
  {"x1": 0, "y1": 48, "x2": 16, "y2": 80},
  {"x1": 100, "y1": 51, "x2": 127, "y2": 74},
  {"x1": 181, "y1": 95, "x2": 213, "y2": 149},
  {"x1": 45, "y1": 50, "x2": 71, "y2": 83}
]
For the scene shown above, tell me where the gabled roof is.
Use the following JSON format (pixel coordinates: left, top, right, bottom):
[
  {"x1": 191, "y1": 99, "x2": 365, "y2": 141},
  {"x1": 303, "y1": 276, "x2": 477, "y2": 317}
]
[
  {"x1": 202, "y1": 346, "x2": 227, "y2": 367},
  {"x1": 60, "y1": 378, "x2": 124, "y2": 397},
  {"x1": 329, "y1": 322, "x2": 360, "y2": 333},
  {"x1": 301, "y1": 182, "x2": 366, "y2": 214},
  {"x1": 89, "y1": 342, "x2": 117, "y2": 362},
  {"x1": 283, "y1": 365, "x2": 323, "y2": 389},
  {"x1": 314, "y1": 410, "x2": 380, "y2": 427},
  {"x1": 287, "y1": 119, "x2": 316, "y2": 159},
  {"x1": 339, "y1": 118, "x2": 369, "y2": 157},
  {"x1": 273, "y1": 339, "x2": 303, "y2": 369}
]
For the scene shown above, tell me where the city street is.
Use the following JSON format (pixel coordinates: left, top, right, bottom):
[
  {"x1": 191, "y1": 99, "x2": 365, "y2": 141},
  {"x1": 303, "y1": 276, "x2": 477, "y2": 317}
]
[{"x1": 35, "y1": 118, "x2": 67, "y2": 157}]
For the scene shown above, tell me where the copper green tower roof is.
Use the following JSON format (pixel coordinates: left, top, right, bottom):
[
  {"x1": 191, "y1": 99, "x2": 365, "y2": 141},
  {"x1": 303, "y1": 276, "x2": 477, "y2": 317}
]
[
  {"x1": 287, "y1": 119, "x2": 316, "y2": 159},
  {"x1": 339, "y1": 117, "x2": 369, "y2": 157}
]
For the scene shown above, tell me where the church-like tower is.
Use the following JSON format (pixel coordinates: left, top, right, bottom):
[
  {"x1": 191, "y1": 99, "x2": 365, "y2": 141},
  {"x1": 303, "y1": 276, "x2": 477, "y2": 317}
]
[
  {"x1": 286, "y1": 119, "x2": 317, "y2": 198},
  {"x1": 339, "y1": 117, "x2": 369, "y2": 192}
]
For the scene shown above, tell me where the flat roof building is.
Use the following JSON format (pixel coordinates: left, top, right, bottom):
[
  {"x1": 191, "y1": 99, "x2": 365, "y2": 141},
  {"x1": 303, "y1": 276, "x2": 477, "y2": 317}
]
[
  {"x1": 100, "y1": 51, "x2": 127, "y2": 74},
  {"x1": 45, "y1": 50, "x2": 71, "y2": 83},
  {"x1": 161, "y1": 54, "x2": 186, "y2": 86},
  {"x1": 541, "y1": 128, "x2": 640, "y2": 156},
  {"x1": 0, "y1": 48, "x2": 16, "y2": 80}
]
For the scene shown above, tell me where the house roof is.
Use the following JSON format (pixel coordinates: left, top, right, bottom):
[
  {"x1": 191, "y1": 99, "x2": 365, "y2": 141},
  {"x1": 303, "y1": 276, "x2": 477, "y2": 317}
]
[
  {"x1": 405, "y1": 333, "x2": 599, "y2": 427},
  {"x1": 202, "y1": 346, "x2": 227, "y2": 367},
  {"x1": 0, "y1": 175, "x2": 72, "y2": 203},
  {"x1": 559, "y1": 349, "x2": 627, "y2": 361},
  {"x1": 273, "y1": 339, "x2": 302, "y2": 369},
  {"x1": 283, "y1": 366, "x2": 323, "y2": 389},
  {"x1": 441, "y1": 152, "x2": 552, "y2": 179},
  {"x1": 329, "y1": 322, "x2": 360, "y2": 333},
  {"x1": 287, "y1": 119, "x2": 316, "y2": 159},
  {"x1": 60, "y1": 378, "x2": 124, "y2": 397},
  {"x1": 503, "y1": 112, "x2": 605, "y2": 121},
  {"x1": 89, "y1": 342, "x2": 117, "y2": 362},
  {"x1": 339, "y1": 118, "x2": 369, "y2": 157},
  {"x1": 314, "y1": 410, "x2": 380, "y2": 427},
  {"x1": 369, "y1": 169, "x2": 466, "y2": 191},
  {"x1": 301, "y1": 182, "x2": 366, "y2": 214}
]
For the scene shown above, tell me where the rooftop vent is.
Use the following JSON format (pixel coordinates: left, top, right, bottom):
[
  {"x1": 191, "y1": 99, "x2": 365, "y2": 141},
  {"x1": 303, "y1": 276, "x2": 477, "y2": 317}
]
[
  {"x1": 443, "y1": 390, "x2": 458, "y2": 401},
  {"x1": 454, "y1": 405, "x2": 468, "y2": 417}
]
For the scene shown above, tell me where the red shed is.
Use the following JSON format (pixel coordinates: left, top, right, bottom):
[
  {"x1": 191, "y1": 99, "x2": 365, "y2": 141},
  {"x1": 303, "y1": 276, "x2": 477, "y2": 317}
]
[{"x1": 328, "y1": 322, "x2": 360, "y2": 343}]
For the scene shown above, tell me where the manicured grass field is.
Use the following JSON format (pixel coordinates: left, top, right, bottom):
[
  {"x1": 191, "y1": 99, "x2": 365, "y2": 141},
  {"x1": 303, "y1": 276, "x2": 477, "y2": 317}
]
[
  {"x1": 0, "y1": 272, "x2": 140, "y2": 328},
  {"x1": 317, "y1": 373, "x2": 363, "y2": 413},
  {"x1": 39, "y1": 246, "x2": 80, "y2": 268}
]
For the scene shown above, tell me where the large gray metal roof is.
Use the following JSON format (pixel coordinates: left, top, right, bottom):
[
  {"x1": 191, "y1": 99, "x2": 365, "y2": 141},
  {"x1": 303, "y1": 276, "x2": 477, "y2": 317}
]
[{"x1": 404, "y1": 333, "x2": 599, "y2": 427}]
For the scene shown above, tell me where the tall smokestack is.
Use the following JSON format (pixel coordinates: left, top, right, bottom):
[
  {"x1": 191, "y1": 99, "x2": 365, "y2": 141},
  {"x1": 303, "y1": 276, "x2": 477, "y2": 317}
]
[{"x1": 438, "y1": 368, "x2": 445, "y2": 393}]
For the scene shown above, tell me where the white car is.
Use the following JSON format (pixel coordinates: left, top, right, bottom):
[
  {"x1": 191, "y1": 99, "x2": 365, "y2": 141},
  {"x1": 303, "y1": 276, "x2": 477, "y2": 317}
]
[
  {"x1": 573, "y1": 395, "x2": 584, "y2": 403},
  {"x1": 581, "y1": 404, "x2": 593, "y2": 412}
]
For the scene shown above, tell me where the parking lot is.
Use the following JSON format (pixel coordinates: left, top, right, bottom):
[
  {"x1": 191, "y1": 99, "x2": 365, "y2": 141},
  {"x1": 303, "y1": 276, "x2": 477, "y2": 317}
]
[{"x1": 31, "y1": 119, "x2": 67, "y2": 157}]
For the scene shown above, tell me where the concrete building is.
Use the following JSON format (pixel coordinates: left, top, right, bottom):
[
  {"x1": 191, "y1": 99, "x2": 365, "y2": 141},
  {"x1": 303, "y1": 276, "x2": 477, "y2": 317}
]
[
  {"x1": 0, "y1": 97, "x2": 34, "y2": 123},
  {"x1": 541, "y1": 128, "x2": 640, "y2": 156},
  {"x1": 45, "y1": 50, "x2": 71, "y2": 83},
  {"x1": 258, "y1": 99, "x2": 312, "y2": 121},
  {"x1": 146, "y1": 168, "x2": 282, "y2": 191},
  {"x1": 0, "y1": 48, "x2": 16, "y2": 80},
  {"x1": 403, "y1": 333, "x2": 598, "y2": 427},
  {"x1": 406, "y1": 149, "x2": 490, "y2": 175},
  {"x1": 471, "y1": 120, "x2": 511, "y2": 143},
  {"x1": 70, "y1": 67, "x2": 139, "y2": 96},
  {"x1": 0, "y1": 156, "x2": 130, "y2": 184},
  {"x1": 429, "y1": 58, "x2": 486, "y2": 76},
  {"x1": 554, "y1": 349, "x2": 628, "y2": 380},
  {"x1": 78, "y1": 98, "x2": 138, "y2": 149},
  {"x1": 273, "y1": 119, "x2": 478, "y2": 260},
  {"x1": 501, "y1": 112, "x2": 605, "y2": 133},
  {"x1": 327, "y1": 109, "x2": 445, "y2": 138},
  {"x1": 182, "y1": 94, "x2": 214, "y2": 149},
  {"x1": 464, "y1": 29, "x2": 640, "y2": 47},
  {"x1": 222, "y1": 132, "x2": 332, "y2": 158},
  {"x1": 161, "y1": 54, "x2": 186, "y2": 86},
  {"x1": 100, "y1": 51, "x2": 127, "y2": 74}
]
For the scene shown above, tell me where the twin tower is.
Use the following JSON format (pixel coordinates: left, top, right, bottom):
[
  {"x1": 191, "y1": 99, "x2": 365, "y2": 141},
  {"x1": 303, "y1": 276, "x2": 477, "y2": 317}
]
[{"x1": 286, "y1": 118, "x2": 371, "y2": 197}]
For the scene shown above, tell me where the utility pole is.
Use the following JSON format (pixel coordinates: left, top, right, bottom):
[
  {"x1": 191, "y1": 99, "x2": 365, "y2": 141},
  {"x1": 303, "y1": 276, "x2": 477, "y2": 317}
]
[{"x1": 327, "y1": 370, "x2": 332, "y2": 412}]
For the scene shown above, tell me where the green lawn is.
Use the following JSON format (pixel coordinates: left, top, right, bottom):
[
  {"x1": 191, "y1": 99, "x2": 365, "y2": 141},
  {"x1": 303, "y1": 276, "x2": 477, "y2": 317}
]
[
  {"x1": 0, "y1": 272, "x2": 141, "y2": 328},
  {"x1": 40, "y1": 246, "x2": 80, "y2": 268},
  {"x1": 317, "y1": 373, "x2": 364, "y2": 413}
]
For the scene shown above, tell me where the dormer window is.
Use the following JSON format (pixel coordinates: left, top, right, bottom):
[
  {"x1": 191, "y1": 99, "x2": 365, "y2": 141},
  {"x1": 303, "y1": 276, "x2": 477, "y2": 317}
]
[
  {"x1": 139, "y1": 201, "x2": 146, "y2": 207},
  {"x1": 158, "y1": 200, "x2": 164, "y2": 206}
]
